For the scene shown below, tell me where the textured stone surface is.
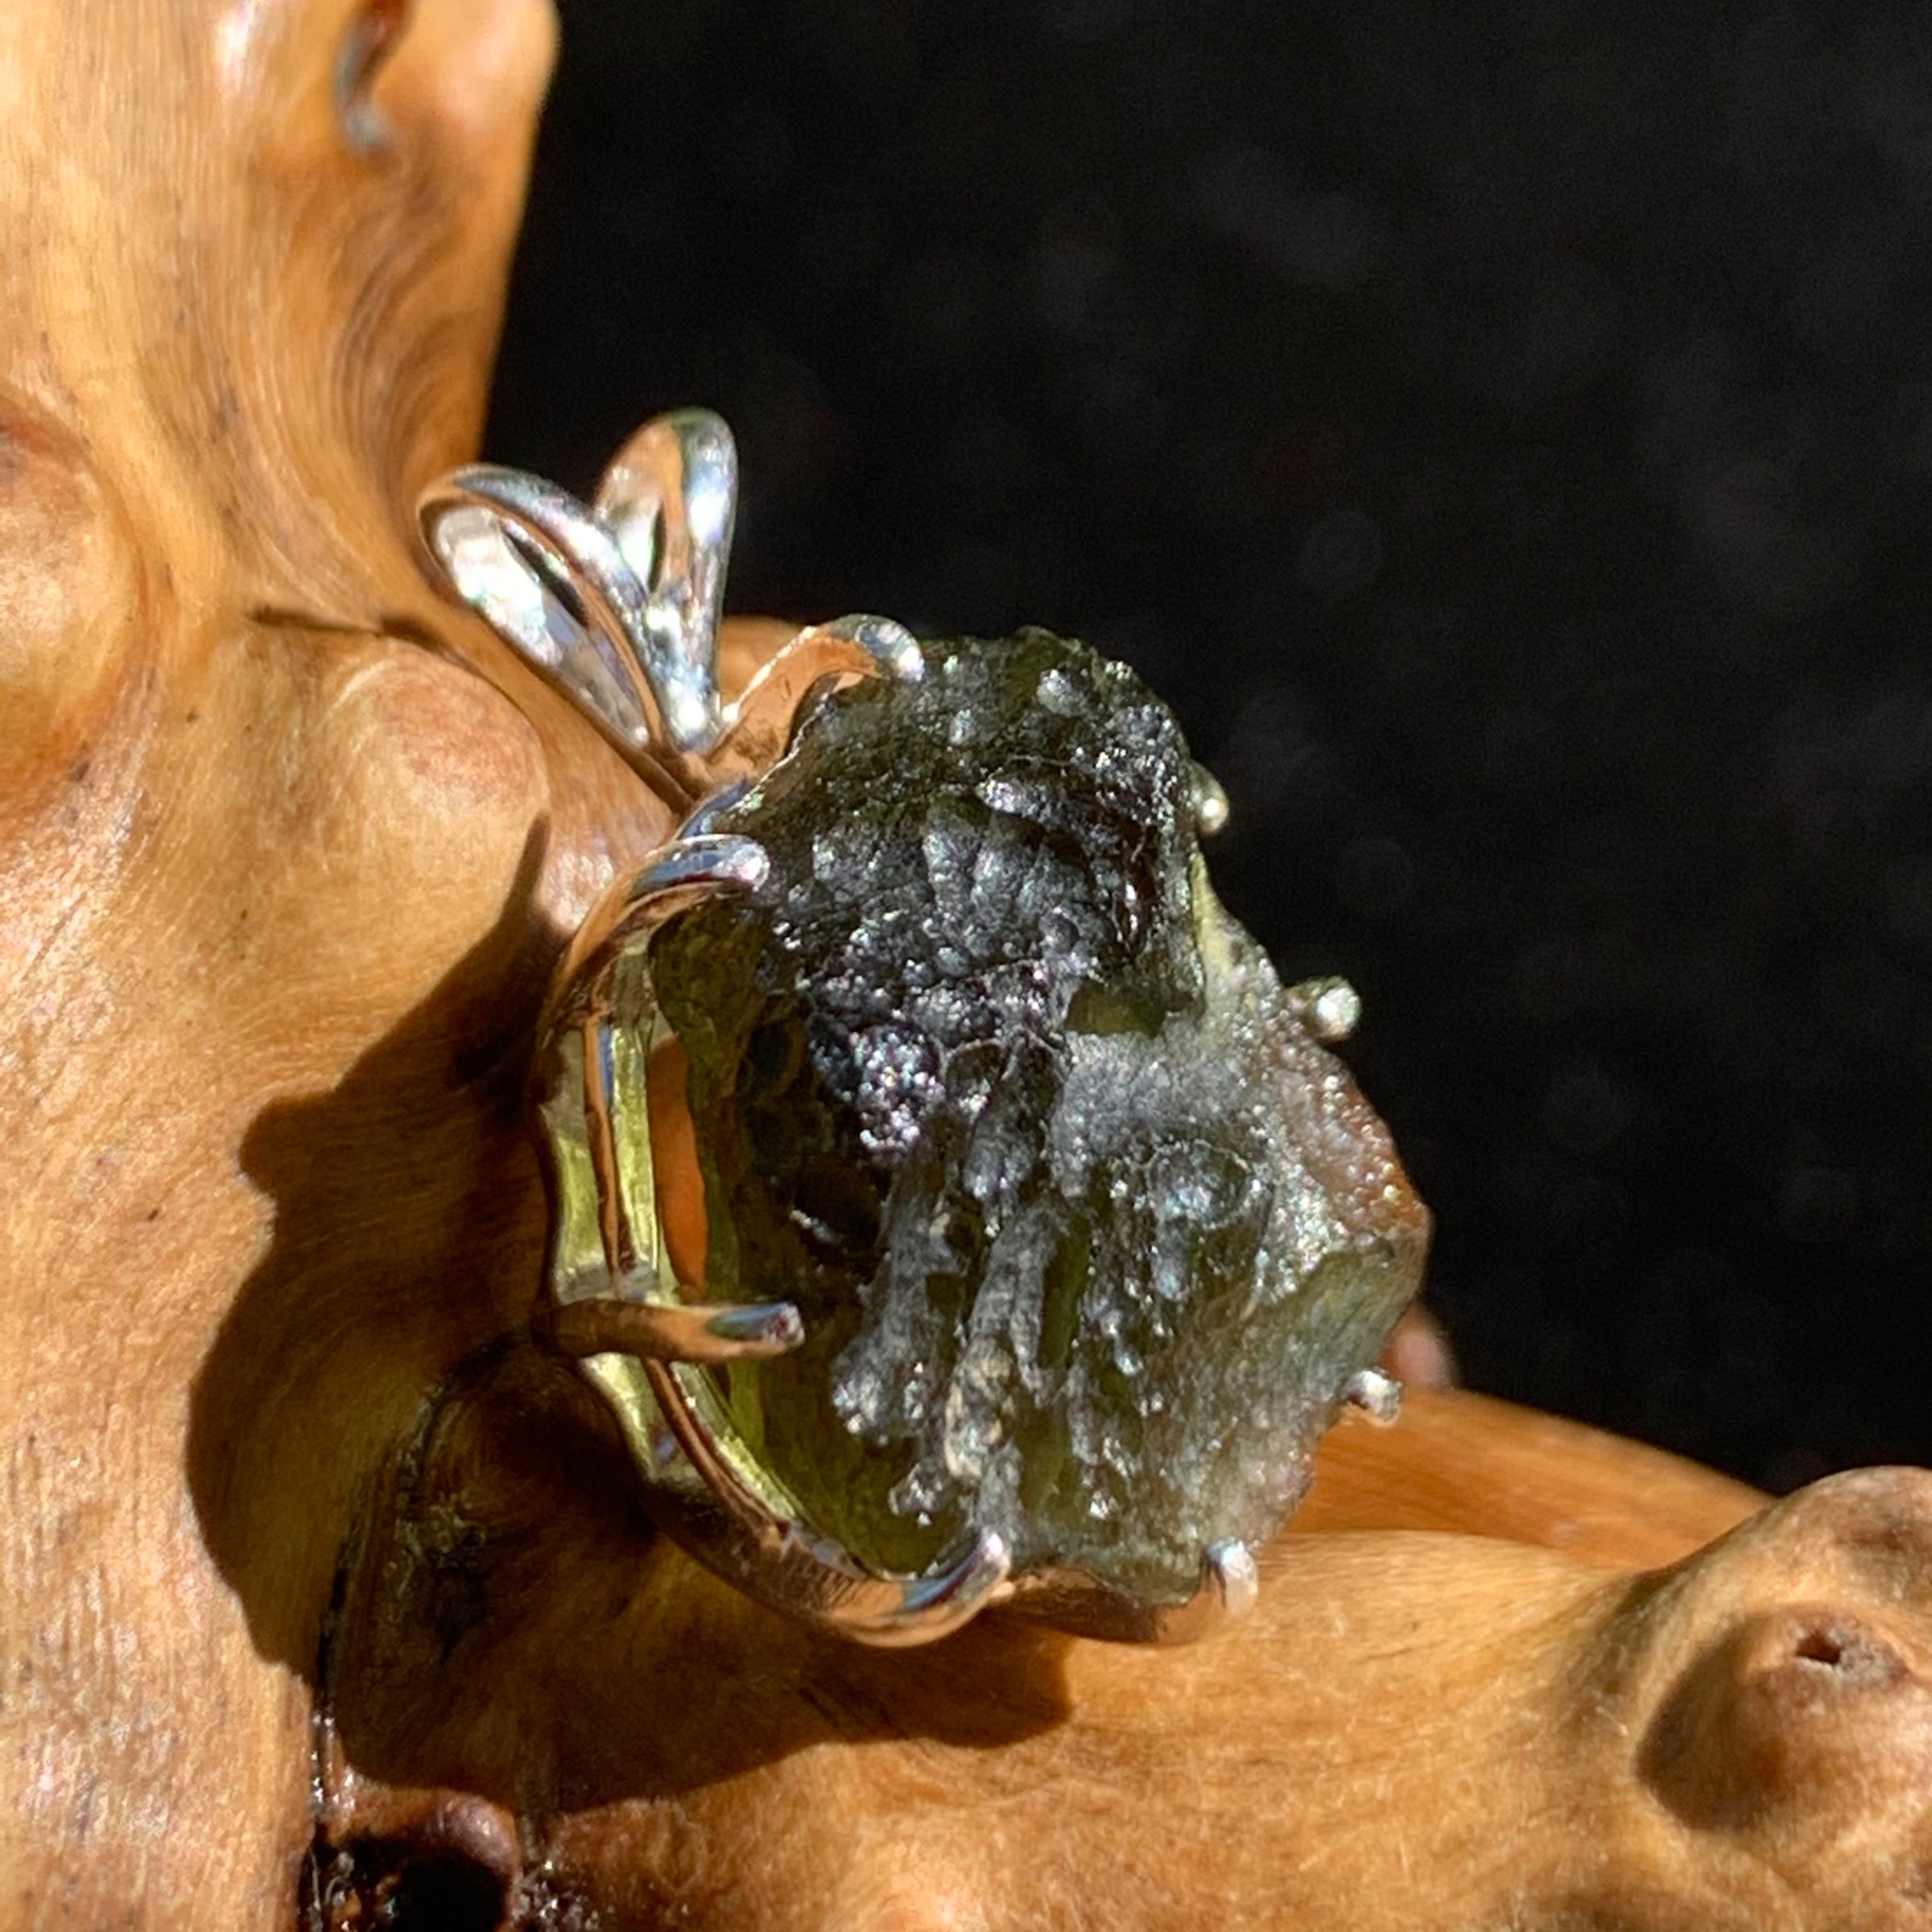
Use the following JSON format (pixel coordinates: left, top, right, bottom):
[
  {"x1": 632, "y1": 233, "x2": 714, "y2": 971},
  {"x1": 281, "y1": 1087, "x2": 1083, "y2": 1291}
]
[{"x1": 650, "y1": 632, "x2": 1428, "y2": 1600}]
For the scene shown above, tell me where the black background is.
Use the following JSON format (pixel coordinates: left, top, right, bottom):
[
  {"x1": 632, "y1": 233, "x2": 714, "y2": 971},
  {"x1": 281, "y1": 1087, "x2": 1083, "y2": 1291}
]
[{"x1": 488, "y1": 0, "x2": 1932, "y2": 1493}]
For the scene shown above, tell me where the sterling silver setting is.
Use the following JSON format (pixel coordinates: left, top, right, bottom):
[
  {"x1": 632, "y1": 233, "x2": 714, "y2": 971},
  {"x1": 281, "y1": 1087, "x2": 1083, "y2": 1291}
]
[{"x1": 419, "y1": 411, "x2": 1385, "y2": 1647}]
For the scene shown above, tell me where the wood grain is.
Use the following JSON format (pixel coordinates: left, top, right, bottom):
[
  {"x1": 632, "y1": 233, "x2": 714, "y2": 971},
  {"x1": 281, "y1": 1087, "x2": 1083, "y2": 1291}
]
[
  {"x1": 5, "y1": 5, "x2": 1930, "y2": 1929},
  {"x1": 1297, "y1": 1385, "x2": 1766, "y2": 1567}
]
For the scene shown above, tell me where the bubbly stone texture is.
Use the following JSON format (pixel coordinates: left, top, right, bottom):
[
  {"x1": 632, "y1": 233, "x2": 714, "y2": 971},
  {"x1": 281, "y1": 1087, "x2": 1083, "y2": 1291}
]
[{"x1": 649, "y1": 632, "x2": 1428, "y2": 1601}]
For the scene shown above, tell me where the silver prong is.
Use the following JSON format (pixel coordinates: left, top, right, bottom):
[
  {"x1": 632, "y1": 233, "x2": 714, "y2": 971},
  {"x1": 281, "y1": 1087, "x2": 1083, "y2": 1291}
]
[
  {"x1": 1342, "y1": 1366, "x2": 1404, "y2": 1426},
  {"x1": 621, "y1": 833, "x2": 769, "y2": 908},
  {"x1": 823, "y1": 1529, "x2": 1013, "y2": 1647},
  {"x1": 1290, "y1": 974, "x2": 1362, "y2": 1043},
  {"x1": 1204, "y1": 1538, "x2": 1260, "y2": 1622},
  {"x1": 1191, "y1": 763, "x2": 1230, "y2": 836},
  {"x1": 695, "y1": 619, "x2": 930, "y2": 795},
  {"x1": 631, "y1": 1436, "x2": 1016, "y2": 1645},
  {"x1": 998, "y1": 1535, "x2": 1259, "y2": 1645},
  {"x1": 675, "y1": 778, "x2": 753, "y2": 843},
  {"x1": 1142, "y1": 1539, "x2": 1258, "y2": 1641},
  {"x1": 546, "y1": 1297, "x2": 805, "y2": 1364},
  {"x1": 814, "y1": 612, "x2": 925, "y2": 683},
  {"x1": 558, "y1": 832, "x2": 770, "y2": 1296}
]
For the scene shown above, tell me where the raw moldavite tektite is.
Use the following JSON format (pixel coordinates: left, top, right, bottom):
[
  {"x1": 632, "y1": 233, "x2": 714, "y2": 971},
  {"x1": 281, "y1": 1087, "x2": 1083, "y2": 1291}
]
[{"x1": 645, "y1": 632, "x2": 1428, "y2": 1603}]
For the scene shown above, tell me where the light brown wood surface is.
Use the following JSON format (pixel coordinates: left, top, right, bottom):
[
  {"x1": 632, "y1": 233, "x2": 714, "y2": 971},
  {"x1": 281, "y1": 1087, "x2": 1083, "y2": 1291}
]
[
  {"x1": 5, "y1": 4, "x2": 1931, "y2": 1928},
  {"x1": 1295, "y1": 1383, "x2": 1766, "y2": 1566}
]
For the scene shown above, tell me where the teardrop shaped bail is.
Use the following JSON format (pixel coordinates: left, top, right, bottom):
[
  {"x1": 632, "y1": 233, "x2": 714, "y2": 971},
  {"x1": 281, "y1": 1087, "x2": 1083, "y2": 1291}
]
[
  {"x1": 416, "y1": 409, "x2": 737, "y2": 778},
  {"x1": 595, "y1": 409, "x2": 737, "y2": 752}
]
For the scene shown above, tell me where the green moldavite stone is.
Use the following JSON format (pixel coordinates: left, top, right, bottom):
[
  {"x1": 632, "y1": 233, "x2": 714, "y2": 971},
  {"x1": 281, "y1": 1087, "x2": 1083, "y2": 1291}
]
[{"x1": 649, "y1": 631, "x2": 1428, "y2": 1603}]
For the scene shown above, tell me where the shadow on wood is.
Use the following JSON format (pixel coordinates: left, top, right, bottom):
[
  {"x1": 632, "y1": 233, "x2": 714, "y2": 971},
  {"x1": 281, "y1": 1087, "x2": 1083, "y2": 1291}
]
[{"x1": 6, "y1": 2, "x2": 1932, "y2": 1929}]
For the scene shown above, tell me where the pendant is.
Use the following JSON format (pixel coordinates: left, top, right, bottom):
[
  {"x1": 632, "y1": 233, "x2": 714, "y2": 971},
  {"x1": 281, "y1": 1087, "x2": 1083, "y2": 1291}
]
[{"x1": 419, "y1": 412, "x2": 1427, "y2": 1646}]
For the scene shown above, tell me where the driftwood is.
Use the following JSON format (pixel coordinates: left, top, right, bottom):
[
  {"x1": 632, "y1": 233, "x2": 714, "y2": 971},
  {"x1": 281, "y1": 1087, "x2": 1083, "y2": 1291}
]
[{"x1": 5, "y1": 4, "x2": 1931, "y2": 1927}]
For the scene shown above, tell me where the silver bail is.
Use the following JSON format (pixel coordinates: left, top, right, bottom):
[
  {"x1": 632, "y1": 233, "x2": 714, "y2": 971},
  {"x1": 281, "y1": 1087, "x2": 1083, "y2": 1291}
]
[
  {"x1": 416, "y1": 408, "x2": 737, "y2": 764},
  {"x1": 596, "y1": 410, "x2": 736, "y2": 751}
]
